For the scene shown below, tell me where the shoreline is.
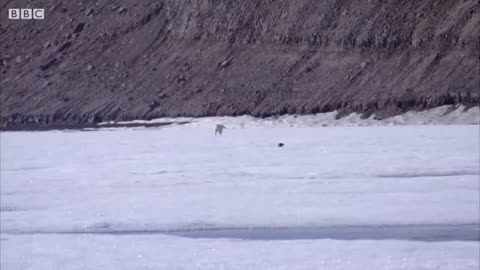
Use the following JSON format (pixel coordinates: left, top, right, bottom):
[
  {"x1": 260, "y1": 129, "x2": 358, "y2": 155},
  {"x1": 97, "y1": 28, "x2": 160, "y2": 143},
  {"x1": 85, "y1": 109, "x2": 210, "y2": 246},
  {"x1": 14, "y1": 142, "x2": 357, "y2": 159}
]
[{"x1": 1, "y1": 105, "x2": 478, "y2": 132}]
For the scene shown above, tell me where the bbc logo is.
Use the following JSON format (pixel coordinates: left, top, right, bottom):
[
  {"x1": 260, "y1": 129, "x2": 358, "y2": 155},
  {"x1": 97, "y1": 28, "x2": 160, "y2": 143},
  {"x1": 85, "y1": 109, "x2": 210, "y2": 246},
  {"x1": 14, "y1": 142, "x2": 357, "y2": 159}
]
[{"x1": 8, "y1": 9, "x2": 44, "y2": 19}]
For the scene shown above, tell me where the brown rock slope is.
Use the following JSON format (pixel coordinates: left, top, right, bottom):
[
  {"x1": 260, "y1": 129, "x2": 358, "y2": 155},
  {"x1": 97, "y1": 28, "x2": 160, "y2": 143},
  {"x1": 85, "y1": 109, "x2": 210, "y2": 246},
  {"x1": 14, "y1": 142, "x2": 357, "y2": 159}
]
[{"x1": 1, "y1": 0, "x2": 479, "y2": 130}]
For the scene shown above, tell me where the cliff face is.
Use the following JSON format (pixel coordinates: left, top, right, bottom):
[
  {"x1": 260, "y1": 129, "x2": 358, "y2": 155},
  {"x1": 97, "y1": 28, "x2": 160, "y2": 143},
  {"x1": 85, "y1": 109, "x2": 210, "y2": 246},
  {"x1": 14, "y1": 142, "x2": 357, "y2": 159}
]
[{"x1": 1, "y1": 0, "x2": 479, "y2": 129}]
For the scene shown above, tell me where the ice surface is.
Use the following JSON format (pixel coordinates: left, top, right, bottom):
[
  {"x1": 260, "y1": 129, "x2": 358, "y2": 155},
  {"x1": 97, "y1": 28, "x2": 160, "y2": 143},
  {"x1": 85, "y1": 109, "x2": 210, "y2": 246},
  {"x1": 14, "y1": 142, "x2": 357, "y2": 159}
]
[
  {"x1": 1, "y1": 124, "x2": 479, "y2": 269},
  {"x1": 1, "y1": 235, "x2": 479, "y2": 270}
]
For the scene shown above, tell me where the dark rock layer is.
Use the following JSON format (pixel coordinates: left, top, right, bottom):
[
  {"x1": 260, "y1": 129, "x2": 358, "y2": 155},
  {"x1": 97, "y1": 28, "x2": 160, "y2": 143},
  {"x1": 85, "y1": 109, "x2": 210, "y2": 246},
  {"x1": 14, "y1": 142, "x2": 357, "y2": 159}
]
[{"x1": 1, "y1": 0, "x2": 479, "y2": 130}]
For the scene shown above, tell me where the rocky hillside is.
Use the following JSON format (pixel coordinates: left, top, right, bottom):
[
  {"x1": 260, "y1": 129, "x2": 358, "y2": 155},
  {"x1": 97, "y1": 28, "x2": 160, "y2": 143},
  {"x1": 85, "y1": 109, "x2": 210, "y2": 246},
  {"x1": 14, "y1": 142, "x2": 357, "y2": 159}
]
[{"x1": 1, "y1": 0, "x2": 479, "y2": 130}]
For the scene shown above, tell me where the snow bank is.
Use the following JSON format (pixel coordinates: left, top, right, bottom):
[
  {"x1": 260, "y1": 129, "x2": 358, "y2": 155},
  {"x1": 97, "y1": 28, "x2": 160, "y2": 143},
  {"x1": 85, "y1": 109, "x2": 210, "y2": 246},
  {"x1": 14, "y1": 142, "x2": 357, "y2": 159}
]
[{"x1": 98, "y1": 105, "x2": 480, "y2": 129}]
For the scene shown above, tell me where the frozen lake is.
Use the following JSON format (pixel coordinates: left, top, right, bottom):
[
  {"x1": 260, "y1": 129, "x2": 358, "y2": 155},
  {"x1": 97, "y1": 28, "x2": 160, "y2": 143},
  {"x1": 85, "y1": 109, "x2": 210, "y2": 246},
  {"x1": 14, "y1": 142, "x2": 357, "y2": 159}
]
[{"x1": 1, "y1": 125, "x2": 479, "y2": 269}]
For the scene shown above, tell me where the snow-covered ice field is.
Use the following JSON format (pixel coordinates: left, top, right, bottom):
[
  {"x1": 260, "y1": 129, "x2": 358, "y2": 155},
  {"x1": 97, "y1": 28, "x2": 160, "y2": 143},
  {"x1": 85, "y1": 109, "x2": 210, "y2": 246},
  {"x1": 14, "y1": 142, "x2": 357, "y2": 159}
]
[
  {"x1": 1, "y1": 122, "x2": 479, "y2": 269},
  {"x1": 99, "y1": 105, "x2": 480, "y2": 128}
]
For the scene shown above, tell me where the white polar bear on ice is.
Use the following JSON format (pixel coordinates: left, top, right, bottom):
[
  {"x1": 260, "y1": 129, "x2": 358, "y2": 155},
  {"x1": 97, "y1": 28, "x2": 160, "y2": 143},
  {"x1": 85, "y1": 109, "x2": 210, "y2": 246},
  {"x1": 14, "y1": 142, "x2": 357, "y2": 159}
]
[{"x1": 215, "y1": 124, "x2": 226, "y2": 135}]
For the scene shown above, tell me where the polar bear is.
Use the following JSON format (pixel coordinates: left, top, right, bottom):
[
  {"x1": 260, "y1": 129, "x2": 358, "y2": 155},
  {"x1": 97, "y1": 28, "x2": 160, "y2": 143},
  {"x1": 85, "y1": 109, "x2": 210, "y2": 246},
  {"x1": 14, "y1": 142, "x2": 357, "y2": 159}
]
[{"x1": 215, "y1": 124, "x2": 226, "y2": 135}]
